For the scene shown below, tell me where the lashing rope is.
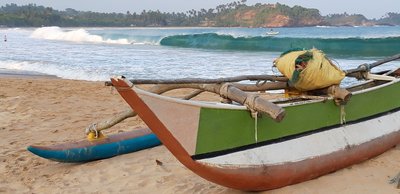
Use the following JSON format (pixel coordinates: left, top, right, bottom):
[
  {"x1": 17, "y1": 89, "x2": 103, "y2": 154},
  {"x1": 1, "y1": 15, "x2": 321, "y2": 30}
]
[
  {"x1": 340, "y1": 105, "x2": 346, "y2": 125},
  {"x1": 251, "y1": 111, "x2": 258, "y2": 143},
  {"x1": 85, "y1": 123, "x2": 99, "y2": 138}
]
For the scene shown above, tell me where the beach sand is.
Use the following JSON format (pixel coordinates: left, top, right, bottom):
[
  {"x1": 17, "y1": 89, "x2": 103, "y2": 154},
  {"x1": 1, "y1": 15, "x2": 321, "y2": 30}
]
[{"x1": 0, "y1": 75, "x2": 400, "y2": 194}]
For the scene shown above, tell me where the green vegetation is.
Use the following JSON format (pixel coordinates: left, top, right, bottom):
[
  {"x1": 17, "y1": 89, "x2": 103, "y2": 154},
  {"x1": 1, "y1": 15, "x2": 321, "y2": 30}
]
[
  {"x1": 0, "y1": 2, "x2": 399, "y2": 27},
  {"x1": 212, "y1": 3, "x2": 323, "y2": 27},
  {"x1": 375, "y1": 12, "x2": 400, "y2": 26},
  {"x1": 324, "y1": 13, "x2": 371, "y2": 26}
]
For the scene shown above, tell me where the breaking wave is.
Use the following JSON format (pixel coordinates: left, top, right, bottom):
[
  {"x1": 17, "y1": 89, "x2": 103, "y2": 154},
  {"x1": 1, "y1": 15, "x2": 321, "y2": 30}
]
[
  {"x1": 160, "y1": 33, "x2": 400, "y2": 57},
  {"x1": 30, "y1": 26, "x2": 131, "y2": 44},
  {"x1": 0, "y1": 60, "x2": 108, "y2": 81}
]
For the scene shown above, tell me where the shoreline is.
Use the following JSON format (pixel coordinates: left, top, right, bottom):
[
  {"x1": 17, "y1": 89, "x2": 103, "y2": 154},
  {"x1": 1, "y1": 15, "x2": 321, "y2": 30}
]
[
  {"x1": 1, "y1": 75, "x2": 400, "y2": 193},
  {"x1": 1, "y1": 24, "x2": 399, "y2": 30},
  {"x1": 0, "y1": 69, "x2": 59, "y2": 79}
]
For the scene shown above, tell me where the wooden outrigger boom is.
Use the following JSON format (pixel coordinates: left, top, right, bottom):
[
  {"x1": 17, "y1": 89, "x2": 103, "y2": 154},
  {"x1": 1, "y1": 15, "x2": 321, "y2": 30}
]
[{"x1": 93, "y1": 53, "x2": 400, "y2": 136}]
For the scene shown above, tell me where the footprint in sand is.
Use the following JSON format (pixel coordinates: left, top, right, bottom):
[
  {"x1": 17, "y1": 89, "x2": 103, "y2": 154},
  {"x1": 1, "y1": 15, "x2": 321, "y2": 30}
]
[{"x1": 16, "y1": 156, "x2": 26, "y2": 162}]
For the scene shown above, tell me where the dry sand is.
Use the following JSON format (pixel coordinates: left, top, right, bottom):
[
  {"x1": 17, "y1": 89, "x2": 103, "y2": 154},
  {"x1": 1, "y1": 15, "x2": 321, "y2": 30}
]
[{"x1": 0, "y1": 75, "x2": 399, "y2": 194}]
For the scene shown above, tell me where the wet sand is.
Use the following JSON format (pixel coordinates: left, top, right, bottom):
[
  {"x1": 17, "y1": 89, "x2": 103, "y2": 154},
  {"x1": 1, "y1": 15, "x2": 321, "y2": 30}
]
[{"x1": 0, "y1": 74, "x2": 399, "y2": 193}]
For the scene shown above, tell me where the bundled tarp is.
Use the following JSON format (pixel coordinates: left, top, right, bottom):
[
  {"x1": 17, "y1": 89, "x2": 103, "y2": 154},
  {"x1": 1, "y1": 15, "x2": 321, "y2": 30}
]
[{"x1": 274, "y1": 48, "x2": 345, "y2": 91}]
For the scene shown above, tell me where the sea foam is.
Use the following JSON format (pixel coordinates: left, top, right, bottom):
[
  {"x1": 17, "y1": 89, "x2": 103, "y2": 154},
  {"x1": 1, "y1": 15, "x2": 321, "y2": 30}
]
[
  {"x1": 30, "y1": 26, "x2": 130, "y2": 44},
  {"x1": 0, "y1": 60, "x2": 108, "y2": 81}
]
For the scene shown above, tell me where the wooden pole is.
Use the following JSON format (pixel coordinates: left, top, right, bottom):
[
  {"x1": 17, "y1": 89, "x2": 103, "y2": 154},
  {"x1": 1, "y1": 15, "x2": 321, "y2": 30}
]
[
  {"x1": 345, "y1": 53, "x2": 400, "y2": 75},
  {"x1": 309, "y1": 85, "x2": 352, "y2": 105},
  {"x1": 85, "y1": 86, "x2": 204, "y2": 134},
  {"x1": 216, "y1": 83, "x2": 285, "y2": 122},
  {"x1": 105, "y1": 53, "x2": 399, "y2": 87},
  {"x1": 85, "y1": 109, "x2": 138, "y2": 135},
  {"x1": 182, "y1": 89, "x2": 204, "y2": 100},
  {"x1": 136, "y1": 82, "x2": 288, "y2": 93},
  {"x1": 97, "y1": 82, "x2": 286, "y2": 127},
  {"x1": 89, "y1": 53, "x2": 399, "y2": 135},
  {"x1": 149, "y1": 83, "x2": 286, "y2": 121},
  {"x1": 233, "y1": 82, "x2": 287, "y2": 91},
  {"x1": 105, "y1": 74, "x2": 288, "y2": 86}
]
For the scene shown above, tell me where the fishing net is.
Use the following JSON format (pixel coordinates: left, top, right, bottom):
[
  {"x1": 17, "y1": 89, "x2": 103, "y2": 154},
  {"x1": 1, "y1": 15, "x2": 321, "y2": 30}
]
[{"x1": 274, "y1": 48, "x2": 345, "y2": 91}]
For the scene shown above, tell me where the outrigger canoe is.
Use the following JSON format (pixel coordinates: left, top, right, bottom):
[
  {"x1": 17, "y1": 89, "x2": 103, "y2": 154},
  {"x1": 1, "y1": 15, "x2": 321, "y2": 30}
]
[
  {"x1": 266, "y1": 31, "x2": 279, "y2": 36},
  {"x1": 111, "y1": 68, "x2": 400, "y2": 191},
  {"x1": 28, "y1": 128, "x2": 161, "y2": 163}
]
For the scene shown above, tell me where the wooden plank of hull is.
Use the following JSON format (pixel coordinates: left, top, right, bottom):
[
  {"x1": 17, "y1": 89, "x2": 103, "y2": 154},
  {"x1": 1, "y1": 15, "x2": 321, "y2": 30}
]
[
  {"x1": 111, "y1": 77, "x2": 400, "y2": 191},
  {"x1": 27, "y1": 128, "x2": 162, "y2": 163},
  {"x1": 193, "y1": 80, "x2": 400, "y2": 156},
  {"x1": 195, "y1": 129, "x2": 400, "y2": 191},
  {"x1": 199, "y1": 110, "x2": 400, "y2": 165}
]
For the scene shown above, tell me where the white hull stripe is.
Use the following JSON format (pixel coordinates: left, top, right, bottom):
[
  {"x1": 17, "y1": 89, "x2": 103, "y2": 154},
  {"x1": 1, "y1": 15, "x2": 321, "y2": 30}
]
[{"x1": 198, "y1": 110, "x2": 400, "y2": 166}]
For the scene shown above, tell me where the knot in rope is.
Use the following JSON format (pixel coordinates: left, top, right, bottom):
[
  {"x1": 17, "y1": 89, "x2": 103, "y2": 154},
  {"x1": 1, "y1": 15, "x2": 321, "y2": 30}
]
[
  {"x1": 358, "y1": 63, "x2": 371, "y2": 72},
  {"x1": 357, "y1": 64, "x2": 372, "y2": 80},
  {"x1": 219, "y1": 83, "x2": 231, "y2": 99},
  {"x1": 251, "y1": 110, "x2": 259, "y2": 143},
  {"x1": 246, "y1": 94, "x2": 261, "y2": 143},
  {"x1": 256, "y1": 80, "x2": 268, "y2": 87},
  {"x1": 85, "y1": 123, "x2": 99, "y2": 138},
  {"x1": 245, "y1": 94, "x2": 260, "y2": 111}
]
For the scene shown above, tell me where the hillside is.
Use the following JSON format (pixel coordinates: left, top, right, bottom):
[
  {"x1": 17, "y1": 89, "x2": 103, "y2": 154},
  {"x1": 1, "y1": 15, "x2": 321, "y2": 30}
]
[{"x1": 213, "y1": 3, "x2": 324, "y2": 27}]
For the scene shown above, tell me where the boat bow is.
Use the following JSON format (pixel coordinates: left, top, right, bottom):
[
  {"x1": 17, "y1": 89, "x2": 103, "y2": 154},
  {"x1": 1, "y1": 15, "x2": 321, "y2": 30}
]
[{"x1": 111, "y1": 75, "x2": 400, "y2": 191}]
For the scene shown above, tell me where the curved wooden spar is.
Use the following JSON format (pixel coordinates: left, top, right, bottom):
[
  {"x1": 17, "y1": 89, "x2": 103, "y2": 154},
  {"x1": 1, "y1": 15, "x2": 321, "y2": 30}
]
[
  {"x1": 87, "y1": 81, "x2": 288, "y2": 134},
  {"x1": 105, "y1": 53, "x2": 400, "y2": 86},
  {"x1": 345, "y1": 53, "x2": 400, "y2": 75},
  {"x1": 105, "y1": 74, "x2": 288, "y2": 86},
  {"x1": 151, "y1": 82, "x2": 286, "y2": 121},
  {"x1": 85, "y1": 86, "x2": 205, "y2": 134},
  {"x1": 114, "y1": 81, "x2": 286, "y2": 122}
]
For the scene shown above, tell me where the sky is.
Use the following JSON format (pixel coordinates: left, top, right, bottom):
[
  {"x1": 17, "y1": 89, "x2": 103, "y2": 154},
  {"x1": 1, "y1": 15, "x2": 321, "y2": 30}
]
[{"x1": 1, "y1": 0, "x2": 399, "y2": 19}]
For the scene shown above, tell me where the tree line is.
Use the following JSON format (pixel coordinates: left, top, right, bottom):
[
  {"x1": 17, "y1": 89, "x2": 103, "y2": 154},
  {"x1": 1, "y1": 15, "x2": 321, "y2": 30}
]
[{"x1": 0, "y1": 2, "x2": 399, "y2": 27}]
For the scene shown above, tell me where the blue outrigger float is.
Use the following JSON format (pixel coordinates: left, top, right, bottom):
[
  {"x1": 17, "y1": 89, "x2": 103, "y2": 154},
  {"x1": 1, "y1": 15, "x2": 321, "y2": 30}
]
[{"x1": 28, "y1": 128, "x2": 161, "y2": 163}]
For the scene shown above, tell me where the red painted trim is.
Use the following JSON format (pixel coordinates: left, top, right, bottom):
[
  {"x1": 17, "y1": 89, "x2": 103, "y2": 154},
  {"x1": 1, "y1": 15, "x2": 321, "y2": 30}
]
[{"x1": 111, "y1": 78, "x2": 400, "y2": 191}]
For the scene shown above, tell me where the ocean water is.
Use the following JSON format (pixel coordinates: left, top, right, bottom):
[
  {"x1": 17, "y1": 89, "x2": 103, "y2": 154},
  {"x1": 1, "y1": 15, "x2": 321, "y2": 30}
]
[{"x1": 0, "y1": 26, "x2": 399, "y2": 85}]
